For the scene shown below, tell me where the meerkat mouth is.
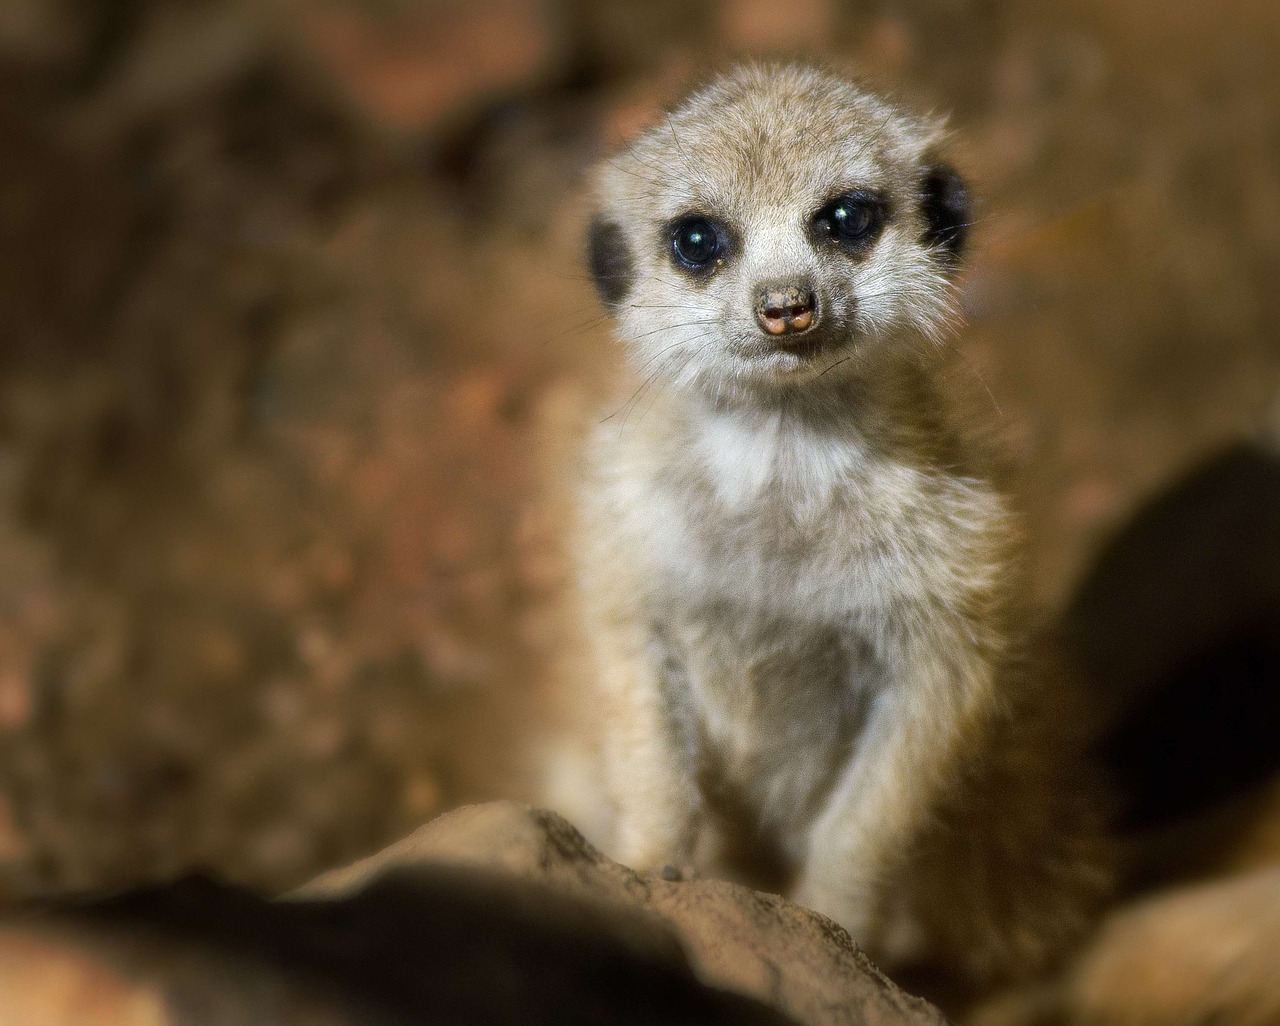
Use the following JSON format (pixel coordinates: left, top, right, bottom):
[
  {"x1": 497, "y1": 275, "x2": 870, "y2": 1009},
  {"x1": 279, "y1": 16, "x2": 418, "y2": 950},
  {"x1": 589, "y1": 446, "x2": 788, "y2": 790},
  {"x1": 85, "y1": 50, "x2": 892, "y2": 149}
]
[
  {"x1": 757, "y1": 322, "x2": 845, "y2": 369},
  {"x1": 770, "y1": 333, "x2": 831, "y2": 360}
]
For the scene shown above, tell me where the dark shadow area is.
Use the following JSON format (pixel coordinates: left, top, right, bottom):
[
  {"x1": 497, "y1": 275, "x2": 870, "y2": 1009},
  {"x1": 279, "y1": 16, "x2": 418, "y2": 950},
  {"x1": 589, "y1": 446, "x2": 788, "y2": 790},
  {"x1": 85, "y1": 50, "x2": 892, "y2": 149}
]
[
  {"x1": 1065, "y1": 443, "x2": 1280, "y2": 839},
  {"x1": 1102, "y1": 626, "x2": 1280, "y2": 831},
  {"x1": 15, "y1": 869, "x2": 793, "y2": 1026}
]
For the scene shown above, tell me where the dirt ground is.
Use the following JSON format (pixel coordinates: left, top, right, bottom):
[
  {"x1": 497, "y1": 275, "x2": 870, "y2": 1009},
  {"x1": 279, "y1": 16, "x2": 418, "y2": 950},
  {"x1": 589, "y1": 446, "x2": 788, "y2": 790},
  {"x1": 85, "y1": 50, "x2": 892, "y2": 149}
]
[{"x1": 0, "y1": 0, "x2": 1277, "y2": 900}]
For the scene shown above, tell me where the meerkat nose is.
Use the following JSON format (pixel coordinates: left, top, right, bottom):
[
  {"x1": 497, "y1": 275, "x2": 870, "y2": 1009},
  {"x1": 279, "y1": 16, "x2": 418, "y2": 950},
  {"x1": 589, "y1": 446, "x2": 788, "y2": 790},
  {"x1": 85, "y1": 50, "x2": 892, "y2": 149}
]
[{"x1": 756, "y1": 284, "x2": 817, "y2": 335}]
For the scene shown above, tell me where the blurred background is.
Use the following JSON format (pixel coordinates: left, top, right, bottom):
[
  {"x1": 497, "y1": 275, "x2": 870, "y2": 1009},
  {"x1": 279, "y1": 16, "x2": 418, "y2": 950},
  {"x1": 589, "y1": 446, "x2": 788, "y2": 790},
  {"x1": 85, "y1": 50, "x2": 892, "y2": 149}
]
[{"x1": 0, "y1": 0, "x2": 1277, "y2": 908}]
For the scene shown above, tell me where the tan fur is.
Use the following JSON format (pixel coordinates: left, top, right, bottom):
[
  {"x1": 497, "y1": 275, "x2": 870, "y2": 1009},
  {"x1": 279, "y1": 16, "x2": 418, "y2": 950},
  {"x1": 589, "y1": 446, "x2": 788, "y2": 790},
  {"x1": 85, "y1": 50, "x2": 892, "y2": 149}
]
[{"x1": 571, "y1": 64, "x2": 1111, "y2": 992}]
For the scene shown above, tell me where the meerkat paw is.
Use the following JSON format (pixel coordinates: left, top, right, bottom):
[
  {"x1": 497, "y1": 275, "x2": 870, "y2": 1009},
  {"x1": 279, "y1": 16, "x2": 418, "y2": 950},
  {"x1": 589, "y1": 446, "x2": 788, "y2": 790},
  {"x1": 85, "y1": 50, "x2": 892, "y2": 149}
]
[{"x1": 610, "y1": 816, "x2": 696, "y2": 875}]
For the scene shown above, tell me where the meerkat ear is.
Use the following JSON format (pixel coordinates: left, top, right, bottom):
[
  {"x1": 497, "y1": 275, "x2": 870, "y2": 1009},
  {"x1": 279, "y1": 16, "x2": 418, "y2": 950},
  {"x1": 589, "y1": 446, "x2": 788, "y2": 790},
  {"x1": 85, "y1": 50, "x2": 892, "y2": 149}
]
[
  {"x1": 587, "y1": 215, "x2": 635, "y2": 308},
  {"x1": 920, "y1": 164, "x2": 970, "y2": 262}
]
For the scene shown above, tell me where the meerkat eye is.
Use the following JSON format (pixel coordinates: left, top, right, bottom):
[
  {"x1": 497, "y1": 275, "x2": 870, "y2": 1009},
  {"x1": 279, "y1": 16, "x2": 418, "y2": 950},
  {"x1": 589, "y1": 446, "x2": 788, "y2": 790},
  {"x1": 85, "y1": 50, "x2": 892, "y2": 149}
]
[
  {"x1": 814, "y1": 192, "x2": 886, "y2": 251},
  {"x1": 670, "y1": 215, "x2": 722, "y2": 271}
]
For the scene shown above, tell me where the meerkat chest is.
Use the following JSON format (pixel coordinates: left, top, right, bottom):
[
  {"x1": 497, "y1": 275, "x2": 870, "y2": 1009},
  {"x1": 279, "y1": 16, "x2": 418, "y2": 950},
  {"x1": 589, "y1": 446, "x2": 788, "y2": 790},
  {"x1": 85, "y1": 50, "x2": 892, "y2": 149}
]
[
  {"x1": 589, "y1": 409, "x2": 1003, "y2": 829},
  {"x1": 640, "y1": 428, "x2": 923, "y2": 783},
  {"x1": 667, "y1": 604, "x2": 882, "y2": 839},
  {"x1": 646, "y1": 482, "x2": 888, "y2": 781},
  {"x1": 644, "y1": 413, "x2": 968, "y2": 621}
]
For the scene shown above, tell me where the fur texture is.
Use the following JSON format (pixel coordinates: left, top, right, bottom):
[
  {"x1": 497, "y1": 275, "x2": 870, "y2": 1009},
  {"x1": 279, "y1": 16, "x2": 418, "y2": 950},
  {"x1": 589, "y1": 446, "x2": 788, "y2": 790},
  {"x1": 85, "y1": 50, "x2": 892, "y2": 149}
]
[{"x1": 572, "y1": 64, "x2": 1111, "y2": 993}]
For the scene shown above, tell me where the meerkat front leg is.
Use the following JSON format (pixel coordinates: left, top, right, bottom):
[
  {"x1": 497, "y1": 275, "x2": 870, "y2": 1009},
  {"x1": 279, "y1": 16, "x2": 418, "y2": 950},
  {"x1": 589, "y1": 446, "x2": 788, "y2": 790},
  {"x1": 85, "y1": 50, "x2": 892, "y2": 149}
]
[
  {"x1": 794, "y1": 618, "x2": 997, "y2": 963},
  {"x1": 589, "y1": 614, "x2": 702, "y2": 872}
]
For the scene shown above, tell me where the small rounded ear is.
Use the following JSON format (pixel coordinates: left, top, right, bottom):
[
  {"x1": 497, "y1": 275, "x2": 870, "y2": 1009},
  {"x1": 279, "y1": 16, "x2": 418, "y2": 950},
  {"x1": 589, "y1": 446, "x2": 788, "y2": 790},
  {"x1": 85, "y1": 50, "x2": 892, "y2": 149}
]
[
  {"x1": 586, "y1": 215, "x2": 634, "y2": 308},
  {"x1": 920, "y1": 164, "x2": 970, "y2": 262}
]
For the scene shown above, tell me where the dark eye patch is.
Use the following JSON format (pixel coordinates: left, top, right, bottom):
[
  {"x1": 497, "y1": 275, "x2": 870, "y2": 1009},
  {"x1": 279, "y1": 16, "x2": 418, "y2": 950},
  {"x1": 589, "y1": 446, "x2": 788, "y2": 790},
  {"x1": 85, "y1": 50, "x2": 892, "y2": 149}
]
[
  {"x1": 920, "y1": 165, "x2": 970, "y2": 262},
  {"x1": 587, "y1": 216, "x2": 635, "y2": 307}
]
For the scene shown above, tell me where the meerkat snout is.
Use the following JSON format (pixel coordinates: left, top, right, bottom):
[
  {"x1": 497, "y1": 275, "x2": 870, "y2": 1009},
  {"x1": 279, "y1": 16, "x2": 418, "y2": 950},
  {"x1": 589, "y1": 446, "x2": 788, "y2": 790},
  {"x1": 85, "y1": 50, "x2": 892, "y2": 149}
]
[{"x1": 755, "y1": 283, "x2": 817, "y2": 336}]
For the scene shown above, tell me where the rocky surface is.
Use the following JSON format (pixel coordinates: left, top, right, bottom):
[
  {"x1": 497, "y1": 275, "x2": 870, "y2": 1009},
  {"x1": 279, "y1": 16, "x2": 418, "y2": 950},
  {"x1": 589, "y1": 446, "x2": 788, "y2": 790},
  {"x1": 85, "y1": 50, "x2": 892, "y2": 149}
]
[
  {"x1": 0, "y1": 930, "x2": 168, "y2": 1026},
  {"x1": 302, "y1": 802, "x2": 948, "y2": 1026},
  {"x1": 1066, "y1": 868, "x2": 1280, "y2": 1026},
  {"x1": 0, "y1": 874, "x2": 794, "y2": 1025},
  {"x1": 0, "y1": 802, "x2": 944, "y2": 1025}
]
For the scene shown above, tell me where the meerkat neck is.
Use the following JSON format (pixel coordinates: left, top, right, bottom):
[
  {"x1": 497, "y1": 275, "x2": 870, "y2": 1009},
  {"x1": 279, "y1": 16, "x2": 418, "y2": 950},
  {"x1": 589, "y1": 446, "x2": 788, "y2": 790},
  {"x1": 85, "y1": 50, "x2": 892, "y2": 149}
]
[
  {"x1": 679, "y1": 351, "x2": 950, "y2": 467},
  {"x1": 646, "y1": 356, "x2": 964, "y2": 515}
]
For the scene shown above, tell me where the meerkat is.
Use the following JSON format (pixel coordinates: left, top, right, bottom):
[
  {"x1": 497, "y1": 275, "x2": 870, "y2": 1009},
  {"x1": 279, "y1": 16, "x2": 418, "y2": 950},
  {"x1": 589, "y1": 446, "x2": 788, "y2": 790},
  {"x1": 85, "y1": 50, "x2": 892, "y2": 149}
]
[{"x1": 571, "y1": 63, "x2": 1111, "y2": 993}]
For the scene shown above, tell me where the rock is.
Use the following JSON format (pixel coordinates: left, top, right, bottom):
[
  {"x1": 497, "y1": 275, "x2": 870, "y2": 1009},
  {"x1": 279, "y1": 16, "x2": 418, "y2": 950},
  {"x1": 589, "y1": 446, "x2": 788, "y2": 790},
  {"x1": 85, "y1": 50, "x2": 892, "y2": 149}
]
[
  {"x1": 0, "y1": 931, "x2": 168, "y2": 1026},
  {"x1": 290, "y1": 0, "x2": 556, "y2": 133},
  {"x1": 1265, "y1": 390, "x2": 1280, "y2": 455},
  {"x1": 718, "y1": 0, "x2": 834, "y2": 52},
  {"x1": 1063, "y1": 868, "x2": 1280, "y2": 1026},
  {"x1": 6, "y1": 868, "x2": 790, "y2": 1026},
  {"x1": 302, "y1": 802, "x2": 948, "y2": 1026}
]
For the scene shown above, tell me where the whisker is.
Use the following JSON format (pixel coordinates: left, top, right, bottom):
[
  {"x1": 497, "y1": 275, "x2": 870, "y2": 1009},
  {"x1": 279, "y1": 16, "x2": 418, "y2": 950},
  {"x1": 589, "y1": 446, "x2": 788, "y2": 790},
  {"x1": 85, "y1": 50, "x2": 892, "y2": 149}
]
[
  {"x1": 601, "y1": 156, "x2": 664, "y2": 189},
  {"x1": 816, "y1": 354, "x2": 853, "y2": 380},
  {"x1": 665, "y1": 113, "x2": 713, "y2": 196},
  {"x1": 847, "y1": 107, "x2": 900, "y2": 164},
  {"x1": 623, "y1": 317, "x2": 720, "y2": 344},
  {"x1": 618, "y1": 138, "x2": 671, "y2": 180},
  {"x1": 632, "y1": 335, "x2": 720, "y2": 427},
  {"x1": 623, "y1": 333, "x2": 709, "y2": 386},
  {"x1": 604, "y1": 331, "x2": 720, "y2": 427},
  {"x1": 933, "y1": 335, "x2": 1004, "y2": 420}
]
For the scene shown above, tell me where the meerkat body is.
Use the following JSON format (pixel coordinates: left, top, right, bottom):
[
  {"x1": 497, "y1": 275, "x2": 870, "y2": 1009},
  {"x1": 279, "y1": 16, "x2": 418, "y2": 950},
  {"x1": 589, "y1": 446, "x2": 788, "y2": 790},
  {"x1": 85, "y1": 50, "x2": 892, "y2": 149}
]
[{"x1": 574, "y1": 64, "x2": 1110, "y2": 991}]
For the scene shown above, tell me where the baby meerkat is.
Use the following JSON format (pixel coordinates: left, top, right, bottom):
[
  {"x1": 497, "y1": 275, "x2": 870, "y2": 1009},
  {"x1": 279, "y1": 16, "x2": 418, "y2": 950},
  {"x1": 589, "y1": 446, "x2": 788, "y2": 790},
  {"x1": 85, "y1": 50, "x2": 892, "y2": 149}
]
[{"x1": 574, "y1": 64, "x2": 1110, "y2": 991}]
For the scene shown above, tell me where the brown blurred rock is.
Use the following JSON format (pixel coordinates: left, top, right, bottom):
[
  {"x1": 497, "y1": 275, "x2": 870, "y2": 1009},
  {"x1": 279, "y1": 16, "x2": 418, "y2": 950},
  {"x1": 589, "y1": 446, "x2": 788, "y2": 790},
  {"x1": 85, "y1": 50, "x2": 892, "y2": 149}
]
[
  {"x1": 67, "y1": 1, "x2": 270, "y2": 135},
  {"x1": 1265, "y1": 391, "x2": 1280, "y2": 453},
  {"x1": 719, "y1": 0, "x2": 834, "y2": 53},
  {"x1": 1064, "y1": 869, "x2": 1280, "y2": 1026},
  {"x1": 290, "y1": 0, "x2": 556, "y2": 132},
  {"x1": 303, "y1": 802, "x2": 947, "y2": 1026},
  {"x1": 0, "y1": 932, "x2": 168, "y2": 1026},
  {"x1": 1, "y1": 865, "x2": 793, "y2": 1026},
  {"x1": 0, "y1": 796, "x2": 28, "y2": 863},
  {"x1": 563, "y1": 1, "x2": 711, "y2": 76},
  {"x1": 0, "y1": 0, "x2": 76, "y2": 67}
]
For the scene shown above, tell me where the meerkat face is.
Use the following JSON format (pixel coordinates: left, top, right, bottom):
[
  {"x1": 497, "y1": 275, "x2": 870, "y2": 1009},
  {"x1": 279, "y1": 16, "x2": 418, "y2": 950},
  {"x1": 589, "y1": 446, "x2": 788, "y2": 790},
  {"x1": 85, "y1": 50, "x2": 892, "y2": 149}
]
[{"x1": 587, "y1": 64, "x2": 970, "y2": 394}]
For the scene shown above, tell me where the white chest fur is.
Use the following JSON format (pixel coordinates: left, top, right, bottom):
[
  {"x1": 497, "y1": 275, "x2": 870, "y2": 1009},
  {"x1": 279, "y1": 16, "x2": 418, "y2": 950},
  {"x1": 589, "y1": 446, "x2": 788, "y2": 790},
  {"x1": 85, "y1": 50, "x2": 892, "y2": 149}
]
[
  {"x1": 586, "y1": 398, "x2": 1006, "y2": 790},
  {"x1": 605, "y1": 403, "x2": 999, "y2": 627},
  {"x1": 692, "y1": 405, "x2": 872, "y2": 520}
]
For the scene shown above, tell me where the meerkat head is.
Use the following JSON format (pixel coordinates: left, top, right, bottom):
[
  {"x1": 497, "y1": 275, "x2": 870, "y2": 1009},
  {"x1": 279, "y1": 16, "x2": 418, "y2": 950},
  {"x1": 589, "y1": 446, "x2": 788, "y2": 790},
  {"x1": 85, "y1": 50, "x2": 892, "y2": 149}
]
[{"x1": 586, "y1": 64, "x2": 969, "y2": 396}]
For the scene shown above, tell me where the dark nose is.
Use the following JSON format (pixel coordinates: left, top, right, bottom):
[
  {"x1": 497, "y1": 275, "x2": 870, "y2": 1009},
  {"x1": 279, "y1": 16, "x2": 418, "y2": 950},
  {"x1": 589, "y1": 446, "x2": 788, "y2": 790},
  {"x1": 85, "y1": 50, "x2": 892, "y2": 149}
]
[{"x1": 755, "y1": 284, "x2": 817, "y2": 336}]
